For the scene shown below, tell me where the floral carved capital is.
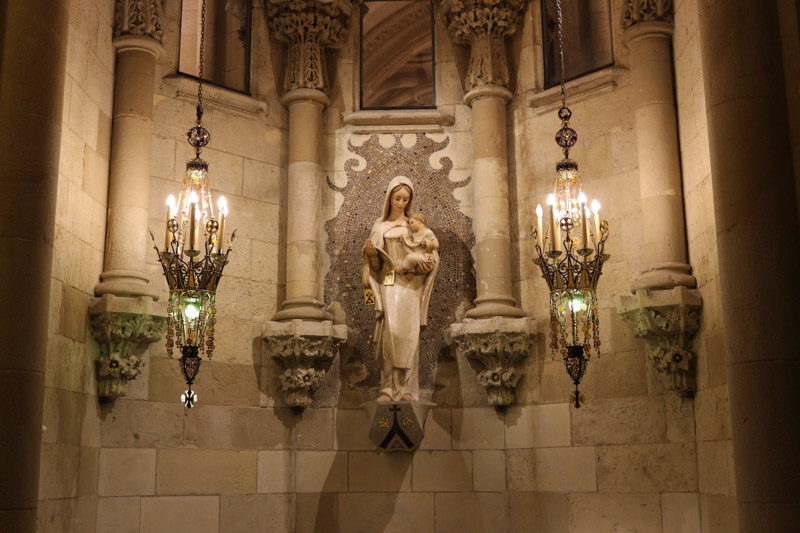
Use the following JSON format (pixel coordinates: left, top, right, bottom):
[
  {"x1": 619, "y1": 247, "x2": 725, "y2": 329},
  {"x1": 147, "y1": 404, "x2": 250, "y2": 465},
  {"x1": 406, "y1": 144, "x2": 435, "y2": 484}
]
[
  {"x1": 114, "y1": 0, "x2": 164, "y2": 42},
  {"x1": 618, "y1": 287, "x2": 701, "y2": 394},
  {"x1": 441, "y1": 0, "x2": 527, "y2": 91},
  {"x1": 90, "y1": 311, "x2": 166, "y2": 399},
  {"x1": 450, "y1": 320, "x2": 535, "y2": 407},
  {"x1": 622, "y1": 0, "x2": 673, "y2": 29},
  {"x1": 263, "y1": 325, "x2": 347, "y2": 408},
  {"x1": 267, "y1": 0, "x2": 351, "y2": 94}
]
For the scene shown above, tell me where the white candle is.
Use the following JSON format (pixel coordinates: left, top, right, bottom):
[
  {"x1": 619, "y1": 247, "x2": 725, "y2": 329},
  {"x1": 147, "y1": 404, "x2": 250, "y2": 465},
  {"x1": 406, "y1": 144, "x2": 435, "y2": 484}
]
[
  {"x1": 217, "y1": 196, "x2": 227, "y2": 253},
  {"x1": 188, "y1": 192, "x2": 198, "y2": 251},
  {"x1": 535, "y1": 204, "x2": 543, "y2": 249},
  {"x1": 547, "y1": 194, "x2": 560, "y2": 252},
  {"x1": 592, "y1": 199, "x2": 601, "y2": 240},
  {"x1": 578, "y1": 193, "x2": 588, "y2": 249}
]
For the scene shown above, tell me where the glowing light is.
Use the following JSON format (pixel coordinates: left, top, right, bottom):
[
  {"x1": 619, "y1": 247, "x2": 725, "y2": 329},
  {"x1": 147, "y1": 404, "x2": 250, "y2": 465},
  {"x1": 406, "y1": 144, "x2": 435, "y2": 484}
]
[
  {"x1": 217, "y1": 196, "x2": 228, "y2": 215},
  {"x1": 536, "y1": 204, "x2": 543, "y2": 218},
  {"x1": 547, "y1": 194, "x2": 555, "y2": 206},
  {"x1": 578, "y1": 192, "x2": 587, "y2": 205},
  {"x1": 183, "y1": 298, "x2": 201, "y2": 321},
  {"x1": 167, "y1": 195, "x2": 177, "y2": 216},
  {"x1": 188, "y1": 191, "x2": 198, "y2": 205},
  {"x1": 591, "y1": 199, "x2": 600, "y2": 213}
]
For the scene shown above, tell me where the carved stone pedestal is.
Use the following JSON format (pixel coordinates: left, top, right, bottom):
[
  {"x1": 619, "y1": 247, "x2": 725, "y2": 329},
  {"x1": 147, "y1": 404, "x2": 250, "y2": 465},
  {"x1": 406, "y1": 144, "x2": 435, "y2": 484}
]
[
  {"x1": 263, "y1": 320, "x2": 348, "y2": 409},
  {"x1": 88, "y1": 294, "x2": 167, "y2": 399},
  {"x1": 618, "y1": 286, "x2": 702, "y2": 394},
  {"x1": 448, "y1": 317, "x2": 536, "y2": 407},
  {"x1": 362, "y1": 401, "x2": 435, "y2": 453}
]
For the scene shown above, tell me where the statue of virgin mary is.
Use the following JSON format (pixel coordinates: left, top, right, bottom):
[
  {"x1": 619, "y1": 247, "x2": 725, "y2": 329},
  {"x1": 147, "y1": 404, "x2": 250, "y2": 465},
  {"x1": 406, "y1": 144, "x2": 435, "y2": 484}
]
[{"x1": 362, "y1": 176, "x2": 439, "y2": 401}]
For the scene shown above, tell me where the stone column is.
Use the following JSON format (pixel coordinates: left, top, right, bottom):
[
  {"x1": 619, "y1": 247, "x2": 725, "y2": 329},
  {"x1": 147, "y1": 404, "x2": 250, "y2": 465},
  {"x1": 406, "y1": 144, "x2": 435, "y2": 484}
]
[
  {"x1": 622, "y1": 1, "x2": 695, "y2": 291},
  {"x1": 618, "y1": 1, "x2": 701, "y2": 395},
  {"x1": 263, "y1": 0, "x2": 350, "y2": 407},
  {"x1": 268, "y1": 0, "x2": 349, "y2": 322},
  {"x1": 442, "y1": 0, "x2": 527, "y2": 319},
  {"x1": 443, "y1": 0, "x2": 534, "y2": 408},
  {"x1": 89, "y1": 0, "x2": 168, "y2": 400},
  {"x1": 0, "y1": 1, "x2": 69, "y2": 529},
  {"x1": 95, "y1": 0, "x2": 165, "y2": 299},
  {"x1": 274, "y1": 88, "x2": 331, "y2": 321},
  {"x1": 697, "y1": 1, "x2": 800, "y2": 531}
]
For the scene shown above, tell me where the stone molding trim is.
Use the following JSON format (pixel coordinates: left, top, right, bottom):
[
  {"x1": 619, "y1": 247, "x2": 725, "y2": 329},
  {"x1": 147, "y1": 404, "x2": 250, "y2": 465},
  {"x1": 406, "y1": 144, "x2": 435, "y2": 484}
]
[
  {"x1": 114, "y1": 0, "x2": 164, "y2": 42},
  {"x1": 441, "y1": 0, "x2": 527, "y2": 91},
  {"x1": 267, "y1": 0, "x2": 352, "y2": 94},
  {"x1": 89, "y1": 294, "x2": 167, "y2": 400},
  {"x1": 618, "y1": 286, "x2": 702, "y2": 394},
  {"x1": 622, "y1": 0, "x2": 674, "y2": 29},
  {"x1": 449, "y1": 317, "x2": 536, "y2": 407},
  {"x1": 263, "y1": 320, "x2": 348, "y2": 408}
]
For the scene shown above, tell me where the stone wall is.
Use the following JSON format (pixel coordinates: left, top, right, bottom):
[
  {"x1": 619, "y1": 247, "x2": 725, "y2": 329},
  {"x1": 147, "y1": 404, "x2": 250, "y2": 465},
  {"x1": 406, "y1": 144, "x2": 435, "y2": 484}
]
[
  {"x1": 39, "y1": 0, "x2": 115, "y2": 530},
  {"x1": 39, "y1": 0, "x2": 742, "y2": 532}
]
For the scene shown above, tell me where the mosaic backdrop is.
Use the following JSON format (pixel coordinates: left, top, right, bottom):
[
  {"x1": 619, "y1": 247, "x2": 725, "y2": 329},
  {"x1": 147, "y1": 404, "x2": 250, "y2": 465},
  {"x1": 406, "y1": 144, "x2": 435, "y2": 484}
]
[{"x1": 324, "y1": 134, "x2": 475, "y2": 396}]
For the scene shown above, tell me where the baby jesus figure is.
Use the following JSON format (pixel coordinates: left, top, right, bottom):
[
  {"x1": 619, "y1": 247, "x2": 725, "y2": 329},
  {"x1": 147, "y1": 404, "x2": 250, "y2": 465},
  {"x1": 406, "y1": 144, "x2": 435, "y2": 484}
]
[{"x1": 396, "y1": 212, "x2": 439, "y2": 279}]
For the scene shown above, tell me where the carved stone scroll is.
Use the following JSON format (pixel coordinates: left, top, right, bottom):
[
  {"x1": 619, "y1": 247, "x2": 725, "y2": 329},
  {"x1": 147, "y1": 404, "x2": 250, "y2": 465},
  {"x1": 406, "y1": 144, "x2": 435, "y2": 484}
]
[
  {"x1": 441, "y1": 0, "x2": 527, "y2": 90},
  {"x1": 618, "y1": 286, "x2": 702, "y2": 394},
  {"x1": 263, "y1": 320, "x2": 348, "y2": 408},
  {"x1": 267, "y1": 0, "x2": 351, "y2": 93},
  {"x1": 89, "y1": 294, "x2": 167, "y2": 399},
  {"x1": 449, "y1": 317, "x2": 535, "y2": 407},
  {"x1": 622, "y1": 0, "x2": 674, "y2": 29},
  {"x1": 114, "y1": 0, "x2": 164, "y2": 41}
]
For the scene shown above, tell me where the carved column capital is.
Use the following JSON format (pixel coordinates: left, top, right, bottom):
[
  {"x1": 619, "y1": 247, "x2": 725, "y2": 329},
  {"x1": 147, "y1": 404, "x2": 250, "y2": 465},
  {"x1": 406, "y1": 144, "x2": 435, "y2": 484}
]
[
  {"x1": 441, "y1": 0, "x2": 527, "y2": 91},
  {"x1": 263, "y1": 320, "x2": 348, "y2": 408},
  {"x1": 267, "y1": 0, "x2": 351, "y2": 94},
  {"x1": 622, "y1": 0, "x2": 673, "y2": 30},
  {"x1": 89, "y1": 295, "x2": 167, "y2": 399},
  {"x1": 618, "y1": 286, "x2": 702, "y2": 394},
  {"x1": 114, "y1": 0, "x2": 164, "y2": 42},
  {"x1": 449, "y1": 317, "x2": 536, "y2": 407}
]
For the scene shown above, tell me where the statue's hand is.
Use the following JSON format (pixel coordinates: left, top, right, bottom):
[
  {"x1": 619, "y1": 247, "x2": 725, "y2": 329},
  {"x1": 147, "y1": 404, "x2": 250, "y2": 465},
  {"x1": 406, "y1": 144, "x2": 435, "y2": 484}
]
[
  {"x1": 365, "y1": 239, "x2": 378, "y2": 258},
  {"x1": 415, "y1": 261, "x2": 433, "y2": 274}
]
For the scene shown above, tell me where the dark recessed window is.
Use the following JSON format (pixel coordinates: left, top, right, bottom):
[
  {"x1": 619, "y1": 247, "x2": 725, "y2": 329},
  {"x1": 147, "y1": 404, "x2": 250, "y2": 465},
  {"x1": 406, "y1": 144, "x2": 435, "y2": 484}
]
[
  {"x1": 361, "y1": 0, "x2": 435, "y2": 109},
  {"x1": 179, "y1": 0, "x2": 251, "y2": 93},
  {"x1": 542, "y1": 0, "x2": 614, "y2": 89}
]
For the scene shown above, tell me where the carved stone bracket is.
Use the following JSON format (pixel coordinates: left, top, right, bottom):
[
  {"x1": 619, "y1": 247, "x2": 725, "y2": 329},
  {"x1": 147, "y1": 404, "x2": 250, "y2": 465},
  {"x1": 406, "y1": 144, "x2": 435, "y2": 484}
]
[
  {"x1": 618, "y1": 286, "x2": 702, "y2": 394},
  {"x1": 622, "y1": 0, "x2": 673, "y2": 29},
  {"x1": 89, "y1": 294, "x2": 167, "y2": 400},
  {"x1": 114, "y1": 0, "x2": 164, "y2": 41},
  {"x1": 448, "y1": 317, "x2": 535, "y2": 407},
  {"x1": 267, "y1": 0, "x2": 352, "y2": 94},
  {"x1": 441, "y1": 0, "x2": 527, "y2": 91},
  {"x1": 263, "y1": 320, "x2": 348, "y2": 408}
]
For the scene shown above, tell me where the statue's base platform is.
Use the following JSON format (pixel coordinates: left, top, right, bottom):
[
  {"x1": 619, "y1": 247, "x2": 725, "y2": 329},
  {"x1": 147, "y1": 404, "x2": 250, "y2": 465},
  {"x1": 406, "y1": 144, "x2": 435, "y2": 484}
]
[{"x1": 361, "y1": 400, "x2": 435, "y2": 453}]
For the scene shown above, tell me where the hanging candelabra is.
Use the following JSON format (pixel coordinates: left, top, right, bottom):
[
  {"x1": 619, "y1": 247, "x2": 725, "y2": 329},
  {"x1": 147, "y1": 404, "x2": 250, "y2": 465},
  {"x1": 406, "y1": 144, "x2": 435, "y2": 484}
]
[
  {"x1": 532, "y1": 0, "x2": 610, "y2": 408},
  {"x1": 151, "y1": 0, "x2": 234, "y2": 408}
]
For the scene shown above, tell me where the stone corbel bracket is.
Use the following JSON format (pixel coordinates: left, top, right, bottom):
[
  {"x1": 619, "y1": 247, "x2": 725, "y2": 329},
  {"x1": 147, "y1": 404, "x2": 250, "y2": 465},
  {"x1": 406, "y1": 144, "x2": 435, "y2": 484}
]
[
  {"x1": 263, "y1": 320, "x2": 348, "y2": 409},
  {"x1": 618, "y1": 285, "x2": 702, "y2": 395},
  {"x1": 448, "y1": 317, "x2": 536, "y2": 407},
  {"x1": 89, "y1": 294, "x2": 167, "y2": 400},
  {"x1": 441, "y1": 0, "x2": 527, "y2": 91}
]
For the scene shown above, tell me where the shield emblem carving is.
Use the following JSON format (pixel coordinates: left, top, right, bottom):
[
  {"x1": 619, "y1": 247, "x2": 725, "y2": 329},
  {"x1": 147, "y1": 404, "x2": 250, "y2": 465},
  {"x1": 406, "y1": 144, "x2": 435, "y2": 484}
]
[{"x1": 362, "y1": 401, "x2": 435, "y2": 453}]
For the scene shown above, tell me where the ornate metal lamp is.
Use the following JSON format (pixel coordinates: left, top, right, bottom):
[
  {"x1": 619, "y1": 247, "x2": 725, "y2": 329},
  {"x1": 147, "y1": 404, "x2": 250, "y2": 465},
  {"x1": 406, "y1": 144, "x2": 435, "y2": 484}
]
[
  {"x1": 532, "y1": 0, "x2": 610, "y2": 408},
  {"x1": 151, "y1": 0, "x2": 233, "y2": 408}
]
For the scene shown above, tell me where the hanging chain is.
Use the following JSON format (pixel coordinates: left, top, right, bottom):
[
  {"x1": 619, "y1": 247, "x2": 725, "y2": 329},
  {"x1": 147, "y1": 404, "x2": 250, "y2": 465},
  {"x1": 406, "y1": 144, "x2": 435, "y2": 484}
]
[
  {"x1": 197, "y1": 0, "x2": 207, "y2": 121},
  {"x1": 555, "y1": 0, "x2": 566, "y2": 109}
]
